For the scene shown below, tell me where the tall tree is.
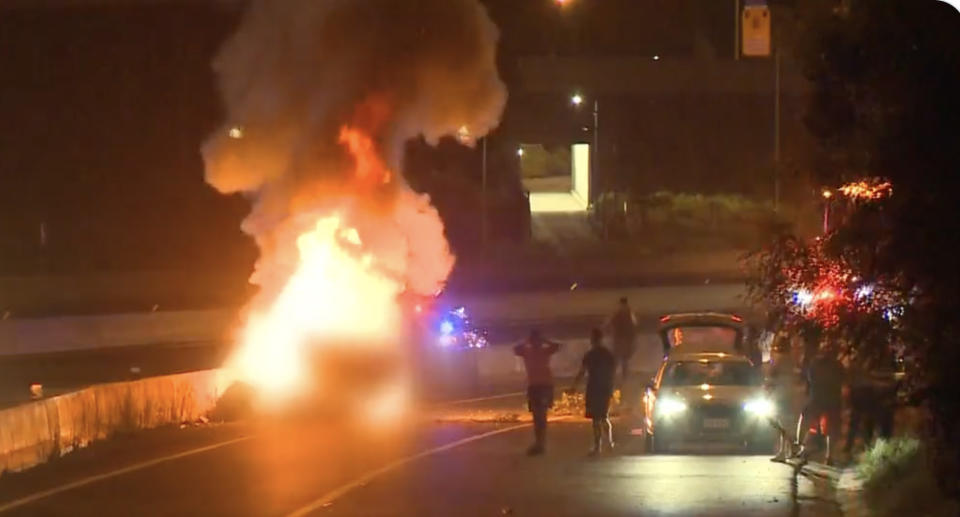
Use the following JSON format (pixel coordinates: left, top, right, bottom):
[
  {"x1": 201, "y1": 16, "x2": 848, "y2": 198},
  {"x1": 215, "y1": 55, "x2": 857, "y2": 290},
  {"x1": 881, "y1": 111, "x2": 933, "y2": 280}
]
[{"x1": 754, "y1": 0, "x2": 960, "y2": 490}]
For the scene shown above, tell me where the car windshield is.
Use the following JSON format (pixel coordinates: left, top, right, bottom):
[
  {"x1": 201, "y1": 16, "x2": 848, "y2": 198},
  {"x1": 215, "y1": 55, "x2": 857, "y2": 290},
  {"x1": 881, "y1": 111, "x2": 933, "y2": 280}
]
[{"x1": 661, "y1": 361, "x2": 757, "y2": 387}]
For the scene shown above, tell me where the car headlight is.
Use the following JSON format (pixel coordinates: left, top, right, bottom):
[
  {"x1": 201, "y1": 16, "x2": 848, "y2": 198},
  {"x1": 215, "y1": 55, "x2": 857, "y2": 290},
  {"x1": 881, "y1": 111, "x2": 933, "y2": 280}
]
[
  {"x1": 656, "y1": 396, "x2": 688, "y2": 417},
  {"x1": 743, "y1": 397, "x2": 775, "y2": 417}
]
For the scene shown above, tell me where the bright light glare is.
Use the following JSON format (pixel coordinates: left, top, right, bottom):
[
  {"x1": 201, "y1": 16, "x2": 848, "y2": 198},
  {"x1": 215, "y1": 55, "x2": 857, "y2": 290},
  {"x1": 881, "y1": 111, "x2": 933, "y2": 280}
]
[
  {"x1": 656, "y1": 397, "x2": 688, "y2": 417},
  {"x1": 457, "y1": 125, "x2": 473, "y2": 145},
  {"x1": 571, "y1": 93, "x2": 583, "y2": 106},
  {"x1": 743, "y1": 397, "x2": 775, "y2": 417},
  {"x1": 794, "y1": 288, "x2": 814, "y2": 308},
  {"x1": 365, "y1": 381, "x2": 410, "y2": 424},
  {"x1": 528, "y1": 192, "x2": 587, "y2": 213},
  {"x1": 440, "y1": 320, "x2": 454, "y2": 335},
  {"x1": 228, "y1": 126, "x2": 244, "y2": 139},
  {"x1": 528, "y1": 143, "x2": 590, "y2": 213},
  {"x1": 517, "y1": 147, "x2": 525, "y2": 157},
  {"x1": 230, "y1": 216, "x2": 403, "y2": 398},
  {"x1": 855, "y1": 284, "x2": 875, "y2": 300}
]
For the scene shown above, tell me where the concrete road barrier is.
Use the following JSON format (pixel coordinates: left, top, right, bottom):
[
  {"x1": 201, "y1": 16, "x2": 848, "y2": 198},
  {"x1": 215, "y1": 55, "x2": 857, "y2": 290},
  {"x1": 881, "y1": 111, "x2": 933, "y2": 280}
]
[
  {"x1": 0, "y1": 369, "x2": 225, "y2": 475},
  {"x1": 0, "y1": 283, "x2": 746, "y2": 357},
  {"x1": 0, "y1": 334, "x2": 664, "y2": 475}
]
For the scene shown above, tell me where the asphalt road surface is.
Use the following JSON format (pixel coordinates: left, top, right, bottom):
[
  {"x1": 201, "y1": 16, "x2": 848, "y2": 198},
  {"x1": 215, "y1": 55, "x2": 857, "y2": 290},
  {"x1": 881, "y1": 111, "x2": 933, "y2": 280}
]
[{"x1": 0, "y1": 394, "x2": 839, "y2": 517}]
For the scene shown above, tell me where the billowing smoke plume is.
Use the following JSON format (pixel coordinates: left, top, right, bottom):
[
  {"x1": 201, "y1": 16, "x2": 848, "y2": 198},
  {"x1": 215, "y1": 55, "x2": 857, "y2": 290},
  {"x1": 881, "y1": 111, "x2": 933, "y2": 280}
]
[{"x1": 203, "y1": 0, "x2": 507, "y2": 300}]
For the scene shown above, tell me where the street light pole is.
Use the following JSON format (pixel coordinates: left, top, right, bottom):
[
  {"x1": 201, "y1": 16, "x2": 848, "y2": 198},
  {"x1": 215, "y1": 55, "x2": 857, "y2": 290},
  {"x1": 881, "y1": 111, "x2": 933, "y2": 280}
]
[
  {"x1": 593, "y1": 98, "x2": 599, "y2": 204},
  {"x1": 734, "y1": 0, "x2": 741, "y2": 60},
  {"x1": 774, "y1": 48, "x2": 782, "y2": 212},
  {"x1": 571, "y1": 93, "x2": 598, "y2": 203},
  {"x1": 822, "y1": 190, "x2": 832, "y2": 234},
  {"x1": 572, "y1": 92, "x2": 599, "y2": 206}
]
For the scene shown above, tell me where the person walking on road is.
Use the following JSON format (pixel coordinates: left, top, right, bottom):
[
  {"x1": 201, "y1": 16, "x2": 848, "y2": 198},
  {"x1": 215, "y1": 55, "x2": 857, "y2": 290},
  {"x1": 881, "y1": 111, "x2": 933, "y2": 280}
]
[
  {"x1": 607, "y1": 297, "x2": 637, "y2": 380},
  {"x1": 568, "y1": 328, "x2": 617, "y2": 455},
  {"x1": 514, "y1": 329, "x2": 561, "y2": 456},
  {"x1": 797, "y1": 341, "x2": 845, "y2": 466}
]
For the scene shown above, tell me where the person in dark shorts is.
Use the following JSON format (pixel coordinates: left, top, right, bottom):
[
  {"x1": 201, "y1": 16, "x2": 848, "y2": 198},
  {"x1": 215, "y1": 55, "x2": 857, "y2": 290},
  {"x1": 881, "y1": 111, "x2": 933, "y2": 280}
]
[
  {"x1": 797, "y1": 342, "x2": 845, "y2": 465},
  {"x1": 514, "y1": 329, "x2": 561, "y2": 456},
  {"x1": 768, "y1": 334, "x2": 798, "y2": 462},
  {"x1": 569, "y1": 328, "x2": 617, "y2": 455},
  {"x1": 844, "y1": 354, "x2": 875, "y2": 456},
  {"x1": 606, "y1": 297, "x2": 637, "y2": 380}
]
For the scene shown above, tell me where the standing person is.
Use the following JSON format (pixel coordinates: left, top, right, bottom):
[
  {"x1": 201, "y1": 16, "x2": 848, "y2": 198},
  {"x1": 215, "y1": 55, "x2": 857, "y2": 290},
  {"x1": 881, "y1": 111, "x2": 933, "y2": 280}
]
[
  {"x1": 607, "y1": 297, "x2": 637, "y2": 380},
  {"x1": 870, "y1": 346, "x2": 899, "y2": 441},
  {"x1": 568, "y1": 329, "x2": 617, "y2": 455},
  {"x1": 514, "y1": 329, "x2": 561, "y2": 456},
  {"x1": 769, "y1": 333, "x2": 798, "y2": 462},
  {"x1": 796, "y1": 341, "x2": 845, "y2": 465},
  {"x1": 844, "y1": 353, "x2": 876, "y2": 456}
]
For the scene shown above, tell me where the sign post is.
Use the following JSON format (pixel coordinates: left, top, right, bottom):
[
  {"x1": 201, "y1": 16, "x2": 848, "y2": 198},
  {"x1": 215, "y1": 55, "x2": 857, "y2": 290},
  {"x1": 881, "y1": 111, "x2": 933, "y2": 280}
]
[{"x1": 742, "y1": 1, "x2": 771, "y2": 58}]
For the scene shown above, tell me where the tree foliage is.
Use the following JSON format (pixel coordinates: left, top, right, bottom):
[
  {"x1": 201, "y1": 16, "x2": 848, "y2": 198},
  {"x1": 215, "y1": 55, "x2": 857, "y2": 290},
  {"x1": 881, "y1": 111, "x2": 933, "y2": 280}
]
[{"x1": 750, "y1": 0, "x2": 960, "y2": 491}]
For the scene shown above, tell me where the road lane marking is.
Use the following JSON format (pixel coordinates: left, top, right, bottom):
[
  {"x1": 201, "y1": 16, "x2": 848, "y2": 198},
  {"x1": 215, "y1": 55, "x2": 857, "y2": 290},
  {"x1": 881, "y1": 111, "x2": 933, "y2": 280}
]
[
  {"x1": 0, "y1": 392, "x2": 527, "y2": 513},
  {"x1": 0, "y1": 435, "x2": 254, "y2": 514},
  {"x1": 285, "y1": 423, "x2": 531, "y2": 517},
  {"x1": 432, "y1": 391, "x2": 524, "y2": 407}
]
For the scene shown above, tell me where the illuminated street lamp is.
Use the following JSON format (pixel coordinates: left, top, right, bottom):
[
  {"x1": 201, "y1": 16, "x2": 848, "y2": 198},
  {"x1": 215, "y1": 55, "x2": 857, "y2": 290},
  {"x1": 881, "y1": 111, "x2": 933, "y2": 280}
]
[
  {"x1": 517, "y1": 147, "x2": 525, "y2": 157},
  {"x1": 822, "y1": 189, "x2": 832, "y2": 234},
  {"x1": 570, "y1": 92, "x2": 599, "y2": 205}
]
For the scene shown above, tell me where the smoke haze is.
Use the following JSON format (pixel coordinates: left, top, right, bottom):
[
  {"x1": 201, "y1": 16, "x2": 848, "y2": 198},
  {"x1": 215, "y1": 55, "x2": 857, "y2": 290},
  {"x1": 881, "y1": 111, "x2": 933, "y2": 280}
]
[{"x1": 202, "y1": 0, "x2": 507, "y2": 299}]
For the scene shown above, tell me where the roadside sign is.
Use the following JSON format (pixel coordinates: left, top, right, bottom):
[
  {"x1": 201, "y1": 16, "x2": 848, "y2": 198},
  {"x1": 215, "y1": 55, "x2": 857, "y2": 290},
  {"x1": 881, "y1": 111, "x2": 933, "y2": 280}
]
[{"x1": 742, "y1": 4, "x2": 771, "y2": 57}]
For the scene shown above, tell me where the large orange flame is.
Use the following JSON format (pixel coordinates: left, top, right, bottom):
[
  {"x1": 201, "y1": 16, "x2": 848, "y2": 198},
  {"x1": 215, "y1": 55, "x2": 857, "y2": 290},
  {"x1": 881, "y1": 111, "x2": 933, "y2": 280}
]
[{"x1": 227, "y1": 126, "x2": 407, "y2": 403}]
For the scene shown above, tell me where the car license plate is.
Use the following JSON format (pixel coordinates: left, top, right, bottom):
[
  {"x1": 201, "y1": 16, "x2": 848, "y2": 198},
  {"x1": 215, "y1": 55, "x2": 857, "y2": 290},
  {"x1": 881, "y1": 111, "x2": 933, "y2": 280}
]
[{"x1": 703, "y1": 418, "x2": 730, "y2": 429}]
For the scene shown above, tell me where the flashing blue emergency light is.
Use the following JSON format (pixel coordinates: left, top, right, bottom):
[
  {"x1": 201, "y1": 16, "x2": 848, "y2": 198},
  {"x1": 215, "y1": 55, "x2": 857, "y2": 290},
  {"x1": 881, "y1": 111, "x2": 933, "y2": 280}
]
[{"x1": 440, "y1": 320, "x2": 455, "y2": 335}]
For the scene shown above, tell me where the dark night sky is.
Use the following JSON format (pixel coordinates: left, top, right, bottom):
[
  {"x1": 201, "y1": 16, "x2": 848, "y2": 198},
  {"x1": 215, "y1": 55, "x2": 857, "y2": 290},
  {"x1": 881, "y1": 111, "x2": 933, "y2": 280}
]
[{"x1": 0, "y1": 0, "x2": 800, "y2": 275}]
